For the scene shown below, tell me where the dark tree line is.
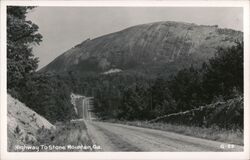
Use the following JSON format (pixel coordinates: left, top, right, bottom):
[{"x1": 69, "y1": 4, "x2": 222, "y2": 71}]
[
  {"x1": 17, "y1": 73, "x2": 77, "y2": 123},
  {"x1": 62, "y1": 42, "x2": 243, "y2": 125},
  {"x1": 7, "y1": 7, "x2": 76, "y2": 123},
  {"x1": 50, "y1": 42, "x2": 243, "y2": 127},
  {"x1": 84, "y1": 42, "x2": 243, "y2": 123},
  {"x1": 7, "y1": 6, "x2": 42, "y2": 95},
  {"x1": 203, "y1": 42, "x2": 243, "y2": 100},
  {"x1": 7, "y1": 7, "x2": 243, "y2": 127}
]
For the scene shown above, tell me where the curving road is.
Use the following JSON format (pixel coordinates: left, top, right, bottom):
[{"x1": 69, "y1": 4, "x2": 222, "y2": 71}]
[{"x1": 85, "y1": 120, "x2": 243, "y2": 152}]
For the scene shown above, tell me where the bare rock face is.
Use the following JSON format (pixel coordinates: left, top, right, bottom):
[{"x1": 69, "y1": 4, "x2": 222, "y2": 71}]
[
  {"x1": 40, "y1": 21, "x2": 242, "y2": 74},
  {"x1": 7, "y1": 94, "x2": 55, "y2": 151}
]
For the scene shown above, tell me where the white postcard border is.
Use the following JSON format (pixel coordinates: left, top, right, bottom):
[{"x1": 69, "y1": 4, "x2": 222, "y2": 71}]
[{"x1": 0, "y1": 1, "x2": 249, "y2": 160}]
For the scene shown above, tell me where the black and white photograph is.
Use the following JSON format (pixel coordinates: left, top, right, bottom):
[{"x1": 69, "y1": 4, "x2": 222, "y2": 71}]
[{"x1": 0, "y1": 0, "x2": 250, "y2": 159}]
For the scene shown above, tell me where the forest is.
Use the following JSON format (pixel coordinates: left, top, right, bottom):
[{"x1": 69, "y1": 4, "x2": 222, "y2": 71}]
[
  {"x1": 63, "y1": 42, "x2": 243, "y2": 129},
  {"x1": 7, "y1": 6, "x2": 243, "y2": 130}
]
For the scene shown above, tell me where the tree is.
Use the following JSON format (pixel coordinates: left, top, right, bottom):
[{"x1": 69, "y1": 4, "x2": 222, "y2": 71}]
[
  {"x1": 167, "y1": 66, "x2": 205, "y2": 111},
  {"x1": 151, "y1": 78, "x2": 177, "y2": 116},
  {"x1": 121, "y1": 82, "x2": 151, "y2": 120},
  {"x1": 7, "y1": 6, "x2": 42, "y2": 94},
  {"x1": 18, "y1": 73, "x2": 77, "y2": 123},
  {"x1": 203, "y1": 42, "x2": 243, "y2": 100}
]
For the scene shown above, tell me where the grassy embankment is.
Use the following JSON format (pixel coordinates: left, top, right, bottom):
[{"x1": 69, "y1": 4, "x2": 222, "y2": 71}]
[
  {"x1": 104, "y1": 97, "x2": 243, "y2": 146},
  {"x1": 35, "y1": 121, "x2": 93, "y2": 152},
  {"x1": 106, "y1": 120, "x2": 243, "y2": 146},
  {"x1": 11, "y1": 121, "x2": 94, "y2": 152}
]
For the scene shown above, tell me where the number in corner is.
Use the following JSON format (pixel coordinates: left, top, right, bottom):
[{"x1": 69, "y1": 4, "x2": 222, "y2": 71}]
[{"x1": 220, "y1": 144, "x2": 235, "y2": 149}]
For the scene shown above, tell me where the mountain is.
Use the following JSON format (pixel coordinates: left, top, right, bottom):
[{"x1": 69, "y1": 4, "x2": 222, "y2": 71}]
[{"x1": 40, "y1": 21, "x2": 242, "y2": 75}]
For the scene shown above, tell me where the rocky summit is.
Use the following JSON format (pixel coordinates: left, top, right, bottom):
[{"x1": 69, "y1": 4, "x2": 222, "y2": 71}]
[{"x1": 40, "y1": 21, "x2": 242, "y2": 74}]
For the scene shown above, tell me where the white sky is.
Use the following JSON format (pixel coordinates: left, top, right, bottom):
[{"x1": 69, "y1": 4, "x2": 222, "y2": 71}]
[{"x1": 26, "y1": 7, "x2": 243, "y2": 69}]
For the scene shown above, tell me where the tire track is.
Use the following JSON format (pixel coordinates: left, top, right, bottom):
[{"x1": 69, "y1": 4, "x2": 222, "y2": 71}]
[
  {"x1": 105, "y1": 123, "x2": 225, "y2": 151},
  {"x1": 91, "y1": 122, "x2": 142, "y2": 151},
  {"x1": 87, "y1": 121, "x2": 243, "y2": 152}
]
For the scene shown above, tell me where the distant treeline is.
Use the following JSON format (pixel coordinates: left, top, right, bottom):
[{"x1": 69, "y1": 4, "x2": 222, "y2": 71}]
[
  {"x1": 7, "y1": 7, "x2": 243, "y2": 128},
  {"x1": 7, "y1": 6, "x2": 76, "y2": 123},
  {"x1": 8, "y1": 40, "x2": 243, "y2": 126},
  {"x1": 64, "y1": 42, "x2": 243, "y2": 129}
]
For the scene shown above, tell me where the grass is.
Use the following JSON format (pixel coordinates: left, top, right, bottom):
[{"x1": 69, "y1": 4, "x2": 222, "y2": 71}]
[
  {"x1": 9, "y1": 121, "x2": 94, "y2": 152},
  {"x1": 104, "y1": 119, "x2": 243, "y2": 146},
  {"x1": 35, "y1": 121, "x2": 94, "y2": 152}
]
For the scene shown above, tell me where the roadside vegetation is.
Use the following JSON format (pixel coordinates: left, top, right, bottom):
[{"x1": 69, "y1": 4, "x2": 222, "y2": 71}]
[
  {"x1": 35, "y1": 122, "x2": 93, "y2": 152},
  {"x1": 7, "y1": 6, "x2": 77, "y2": 123},
  {"x1": 106, "y1": 120, "x2": 243, "y2": 145},
  {"x1": 7, "y1": 6, "x2": 243, "y2": 149},
  {"x1": 104, "y1": 96, "x2": 243, "y2": 145},
  {"x1": 79, "y1": 42, "x2": 243, "y2": 144},
  {"x1": 70, "y1": 42, "x2": 243, "y2": 131},
  {"x1": 10, "y1": 121, "x2": 93, "y2": 152},
  {"x1": 7, "y1": 6, "x2": 89, "y2": 151}
]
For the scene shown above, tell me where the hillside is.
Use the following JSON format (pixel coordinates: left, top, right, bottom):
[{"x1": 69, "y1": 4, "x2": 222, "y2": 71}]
[
  {"x1": 7, "y1": 94, "x2": 55, "y2": 151},
  {"x1": 40, "y1": 21, "x2": 242, "y2": 75}
]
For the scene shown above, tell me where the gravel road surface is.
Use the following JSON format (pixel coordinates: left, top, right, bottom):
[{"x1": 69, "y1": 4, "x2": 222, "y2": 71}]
[{"x1": 85, "y1": 120, "x2": 243, "y2": 152}]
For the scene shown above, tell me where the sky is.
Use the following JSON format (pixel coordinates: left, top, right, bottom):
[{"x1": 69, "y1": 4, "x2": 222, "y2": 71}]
[{"x1": 26, "y1": 7, "x2": 243, "y2": 69}]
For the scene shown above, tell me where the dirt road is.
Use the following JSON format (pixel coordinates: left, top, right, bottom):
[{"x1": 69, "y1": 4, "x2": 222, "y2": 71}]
[
  {"x1": 85, "y1": 120, "x2": 243, "y2": 152},
  {"x1": 77, "y1": 97, "x2": 243, "y2": 152}
]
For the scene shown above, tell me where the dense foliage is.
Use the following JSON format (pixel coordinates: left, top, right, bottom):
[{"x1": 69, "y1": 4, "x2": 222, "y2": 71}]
[
  {"x1": 7, "y1": 7, "x2": 76, "y2": 123},
  {"x1": 150, "y1": 97, "x2": 243, "y2": 129},
  {"x1": 67, "y1": 42, "x2": 243, "y2": 129},
  {"x1": 7, "y1": 7, "x2": 243, "y2": 129},
  {"x1": 7, "y1": 7, "x2": 42, "y2": 94},
  {"x1": 203, "y1": 42, "x2": 243, "y2": 100},
  {"x1": 17, "y1": 73, "x2": 77, "y2": 123}
]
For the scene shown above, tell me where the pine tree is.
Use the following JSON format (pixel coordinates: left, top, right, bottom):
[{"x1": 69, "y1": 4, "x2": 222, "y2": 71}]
[
  {"x1": 203, "y1": 41, "x2": 243, "y2": 99},
  {"x1": 7, "y1": 6, "x2": 42, "y2": 94}
]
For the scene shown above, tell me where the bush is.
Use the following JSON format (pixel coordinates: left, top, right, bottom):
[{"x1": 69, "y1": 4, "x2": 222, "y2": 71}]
[{"x1": 17, "y1": 73, "x2": 77, "y2": 123}]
